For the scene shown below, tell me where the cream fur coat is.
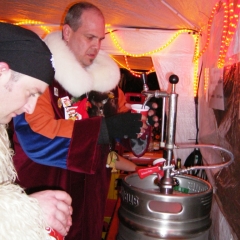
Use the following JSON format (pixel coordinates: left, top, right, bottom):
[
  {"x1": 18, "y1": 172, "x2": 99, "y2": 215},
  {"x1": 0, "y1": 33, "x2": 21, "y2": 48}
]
[{"x1": 0, "y1": 124, "x2": 51, "y2": 240}]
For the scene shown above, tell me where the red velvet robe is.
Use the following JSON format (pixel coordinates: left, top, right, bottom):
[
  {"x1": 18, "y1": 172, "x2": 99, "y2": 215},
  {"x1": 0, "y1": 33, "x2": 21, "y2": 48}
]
[{"x1": 13, "y1": 79, "x2": 128, "y2": 240}]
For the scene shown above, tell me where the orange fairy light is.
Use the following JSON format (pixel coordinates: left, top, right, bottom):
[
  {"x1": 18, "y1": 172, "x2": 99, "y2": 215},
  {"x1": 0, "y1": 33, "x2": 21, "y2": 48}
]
[{"x1": 217, "y1": 0, "x2": 240, "y2": 68}]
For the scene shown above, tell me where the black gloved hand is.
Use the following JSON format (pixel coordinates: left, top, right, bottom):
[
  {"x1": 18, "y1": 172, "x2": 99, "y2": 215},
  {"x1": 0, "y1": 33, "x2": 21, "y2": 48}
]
[{"x1": 105, "y1": 112, "x2": 142, "y2": 140}]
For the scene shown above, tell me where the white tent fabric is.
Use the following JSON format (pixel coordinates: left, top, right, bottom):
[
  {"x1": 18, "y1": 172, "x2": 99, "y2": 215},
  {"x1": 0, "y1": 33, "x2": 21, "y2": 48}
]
[
  {"x1": 199, "y1": 7, "x2": 240, "y2": 240},
  {"x1": 200, "y1": 6, "x2": 240, "y2": 177},
  {"x1": 151, "y1": 34, "x2": 197, "y2": 161},
  {"x1": 102, "y1": 29, "x2": 198, "y2": 160},
  {"x1": 0, "y1": 0, "x2": 218, "y2": 30}
]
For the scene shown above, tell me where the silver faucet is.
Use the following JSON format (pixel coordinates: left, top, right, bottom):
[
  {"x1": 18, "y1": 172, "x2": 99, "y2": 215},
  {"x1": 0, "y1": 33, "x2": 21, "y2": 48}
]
[
  {"x1": 141, "y1": 74, "x2": 180, "y2": 194},
  {"x1": 141, "y1": 73, "x2": 169, "y2": 108}
]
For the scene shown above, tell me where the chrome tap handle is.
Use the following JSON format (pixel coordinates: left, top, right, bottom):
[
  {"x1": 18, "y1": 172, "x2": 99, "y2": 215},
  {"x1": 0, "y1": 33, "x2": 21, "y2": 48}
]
[
  {"x1": 141, "y1": 90, "x2": 169, "y2": 108},
  {"x1": 142, "y1": 72, "x2": 149, "y2": 91},
  {"x1": 169, "y1": 74, "x2": 179, "y2": 93}
]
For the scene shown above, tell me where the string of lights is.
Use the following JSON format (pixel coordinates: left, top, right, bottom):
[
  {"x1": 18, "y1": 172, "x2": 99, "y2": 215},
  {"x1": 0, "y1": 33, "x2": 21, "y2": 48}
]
[
  {"x1": 123, "y1": 55, "x2": 155, "y2": 78},
  {"x1": 193, "y1": 34, "x2": 200, "y2": 97},
  {"x1": 217, "y1": 2, "x2": 229, "y2": 68},
  {"x1": 106, "y1": 27, "x2": 197, "y2": 81},
  {"x1": 1, "y1": 1, "x2": 239, "y2": 94},
  {"x1": 1, "y1": 1, "x2": 239, "y2": 69},
  {"x1": 217, "y1": 0, "x2": 240, "y2": 68},
  {"x1": 110, "y1": 55, "x2": 155, "y2": 78},
  {"x1": 106, "y1": 27, "x2": 192, "y2": 57},
  {"x1": 193, "y1": 1, "x2": 240, "y2": 68},
  {"x1": 193, "y1": 2, "x2": 220, "y2": 62}
]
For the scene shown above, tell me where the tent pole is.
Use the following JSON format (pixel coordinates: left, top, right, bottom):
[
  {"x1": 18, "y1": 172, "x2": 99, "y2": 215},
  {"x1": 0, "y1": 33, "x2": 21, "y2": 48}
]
[{"x1": 161, "y1": 0, "x2": 198, "y2": 30}]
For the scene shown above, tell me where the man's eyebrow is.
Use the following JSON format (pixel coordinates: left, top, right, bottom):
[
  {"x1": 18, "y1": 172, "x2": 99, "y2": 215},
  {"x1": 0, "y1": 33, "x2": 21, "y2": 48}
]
[{"x1": 86, "y1": 33, "x2": 105, "y2": 40}]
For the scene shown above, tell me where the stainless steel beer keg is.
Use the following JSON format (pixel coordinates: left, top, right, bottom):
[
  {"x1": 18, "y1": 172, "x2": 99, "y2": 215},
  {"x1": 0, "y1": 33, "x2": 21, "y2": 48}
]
[{"x1": 117, "y1": 173, "x2": 213, "y2": 240}]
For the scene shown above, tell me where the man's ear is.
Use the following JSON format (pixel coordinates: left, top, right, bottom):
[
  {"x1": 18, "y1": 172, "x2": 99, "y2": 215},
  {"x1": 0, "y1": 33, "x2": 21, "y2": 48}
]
[
  {"x1": 0, "y1": 62, "x2": 10, "y2": 72},
  {"x1": 62, "y1": 24, "x2": 72, "y2": 42}
]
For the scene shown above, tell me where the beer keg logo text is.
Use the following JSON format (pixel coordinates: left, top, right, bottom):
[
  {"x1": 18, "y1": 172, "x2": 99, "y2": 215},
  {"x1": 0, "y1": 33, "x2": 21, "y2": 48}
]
[{"x1": 121, "y1": 186, "x2": 139, "y2": 206}]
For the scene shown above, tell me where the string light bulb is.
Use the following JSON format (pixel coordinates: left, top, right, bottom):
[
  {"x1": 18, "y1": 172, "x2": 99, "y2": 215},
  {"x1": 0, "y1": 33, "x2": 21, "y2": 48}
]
[
  {"x1": 193, "y1": 2, "x2": 220, "y2": 62},
  {"x1": 217, "y1": 0, "x2": 240, "y2": 68},
  {"x1": 106, "y1": 27, "x2": 193, "y2": 57},
  {"x1": 193, "y1": 34, "x2": 200, "y2": 97},
  {"x1": 124, "y1": 55, "x2": 155, "y2": 77}
]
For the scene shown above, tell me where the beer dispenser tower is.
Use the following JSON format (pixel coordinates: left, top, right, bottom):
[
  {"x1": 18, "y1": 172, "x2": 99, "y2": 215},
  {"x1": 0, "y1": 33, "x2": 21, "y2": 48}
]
[{"x1": 117, "y1": 74, "x2": 234, "y2": 240}]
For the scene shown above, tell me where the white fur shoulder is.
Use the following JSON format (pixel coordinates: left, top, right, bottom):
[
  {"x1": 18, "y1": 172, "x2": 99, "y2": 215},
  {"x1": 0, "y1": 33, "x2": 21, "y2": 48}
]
[
  {"x1": 0, "y1": 183, "x2": 49, "y2": 240},
  {"x1": 44, "y1": 31, "x2": 120, "y2": 96}
]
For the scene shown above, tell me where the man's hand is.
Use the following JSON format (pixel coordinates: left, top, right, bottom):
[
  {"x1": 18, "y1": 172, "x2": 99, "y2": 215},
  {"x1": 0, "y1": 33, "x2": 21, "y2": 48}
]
[
  {"x1": 30, "y1": 190, "x2": 72, "y2": 236},
  {"x1": 146, "y1": 102, "x2": 159, "y2": 127},
  {"x1": 139, "y1": 103, "x2": 159, "y2": 137}
]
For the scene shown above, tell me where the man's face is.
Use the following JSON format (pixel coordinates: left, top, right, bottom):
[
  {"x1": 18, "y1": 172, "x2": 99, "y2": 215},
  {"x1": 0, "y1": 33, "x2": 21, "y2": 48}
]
[
  {"x1": 0, "y1": 69, "x2": 48, "y2": 124},
  {"x1": 63, "y1": 9, "x2": 105, "y2": 67}
]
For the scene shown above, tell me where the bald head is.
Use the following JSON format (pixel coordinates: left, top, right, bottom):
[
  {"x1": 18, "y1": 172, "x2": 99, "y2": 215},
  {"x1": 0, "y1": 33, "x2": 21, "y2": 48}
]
[{"x1": 64, "y1": 2, "x2": 104, "y2": 32}]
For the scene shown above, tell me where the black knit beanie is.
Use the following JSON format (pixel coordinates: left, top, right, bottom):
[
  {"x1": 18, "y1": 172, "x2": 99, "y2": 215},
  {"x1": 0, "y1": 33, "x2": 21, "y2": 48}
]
[{"x1": 0, "y1": 22, "x2": 54, "y2": 84}]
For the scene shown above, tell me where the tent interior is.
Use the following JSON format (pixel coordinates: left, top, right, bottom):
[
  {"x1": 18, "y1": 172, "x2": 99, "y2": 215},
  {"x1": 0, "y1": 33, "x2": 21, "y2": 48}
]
[{"x1": 1, "y1": 0, "x2": 240, "y2": 239}]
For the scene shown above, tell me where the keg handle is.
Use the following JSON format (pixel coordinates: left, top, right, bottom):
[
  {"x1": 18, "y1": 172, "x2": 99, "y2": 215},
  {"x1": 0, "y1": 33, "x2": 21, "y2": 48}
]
[{"x1": 137, "y1": 158, "x2": 166, "y2": 179}]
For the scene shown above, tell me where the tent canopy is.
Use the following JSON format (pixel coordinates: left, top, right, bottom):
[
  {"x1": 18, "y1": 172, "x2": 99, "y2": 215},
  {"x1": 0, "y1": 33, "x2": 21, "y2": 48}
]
[
  {"x1": 1, "y1": 0, "x2": 217, "y2": 30},
  {"x1": 1, "y1": 1, "x2": 240, "y2": 239},
  {"x1": 0, "y1": 0, "x2": 219, "y2": 70}
]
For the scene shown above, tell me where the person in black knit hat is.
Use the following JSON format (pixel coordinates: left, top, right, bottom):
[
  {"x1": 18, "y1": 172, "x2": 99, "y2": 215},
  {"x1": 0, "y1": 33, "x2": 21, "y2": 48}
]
[
  {"x1": 0, "y1": 22, "x2": 72, "y2": 239},
  {"x1": 0, "y1": 22, "x2": 54, "y2": 85}
]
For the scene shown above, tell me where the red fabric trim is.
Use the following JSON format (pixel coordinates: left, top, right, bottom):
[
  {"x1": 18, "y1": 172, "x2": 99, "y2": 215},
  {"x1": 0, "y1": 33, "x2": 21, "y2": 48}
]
[{"x1": 67, "y1": 117, "x2": 102, "y2": 173}]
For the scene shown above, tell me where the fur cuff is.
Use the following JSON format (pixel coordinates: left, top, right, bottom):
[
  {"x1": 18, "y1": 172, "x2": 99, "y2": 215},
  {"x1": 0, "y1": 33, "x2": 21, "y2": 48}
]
[{"x1": 44, "y1": 31, "x2": 120, "y2": 97}]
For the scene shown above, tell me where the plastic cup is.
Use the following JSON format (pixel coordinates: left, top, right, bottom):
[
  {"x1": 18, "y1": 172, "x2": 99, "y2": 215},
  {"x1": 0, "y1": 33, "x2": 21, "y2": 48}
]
[{"x1": 131, "y1": 104, "x2": 149, "y2": 117}]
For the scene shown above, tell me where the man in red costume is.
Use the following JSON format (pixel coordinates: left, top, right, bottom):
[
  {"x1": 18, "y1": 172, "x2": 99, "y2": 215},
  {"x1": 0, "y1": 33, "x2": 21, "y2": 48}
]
[{"x1": 13, "y1": 2, "x2": 157, "y2": 239}]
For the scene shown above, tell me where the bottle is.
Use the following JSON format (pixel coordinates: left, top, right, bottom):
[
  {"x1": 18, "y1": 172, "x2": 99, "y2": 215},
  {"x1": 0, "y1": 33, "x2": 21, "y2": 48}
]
[{"x1": 176, "y1": 158, "x2": 181, "y2": 169}]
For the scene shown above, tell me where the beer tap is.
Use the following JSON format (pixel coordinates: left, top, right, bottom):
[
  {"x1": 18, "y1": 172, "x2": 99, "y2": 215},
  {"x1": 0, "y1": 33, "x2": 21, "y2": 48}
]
[
  {"x1": 141, "y1": 73, "x2": 168, "y2": 109},
  {"x1": 141, "y1": 73, "x2": 152, "y2": 109},
  {"x1": 139, "y1": 74, "x2": 179, "y2": 194},
  {"x1": 138, "y1": 74, "x2": 234, "y2": 195},
  {"x1": 142, "y1": 72, "x2": 149, "y2": 92},
  {"x1": 159, "y1": 74, "x2": 179, "y2": 194}
]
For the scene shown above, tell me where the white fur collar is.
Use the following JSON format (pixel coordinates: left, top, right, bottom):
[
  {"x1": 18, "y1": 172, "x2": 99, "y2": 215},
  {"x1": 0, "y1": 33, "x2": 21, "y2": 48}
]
[{"x1": 44, "y1": 31, "x2": 120, "y2": 97}]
